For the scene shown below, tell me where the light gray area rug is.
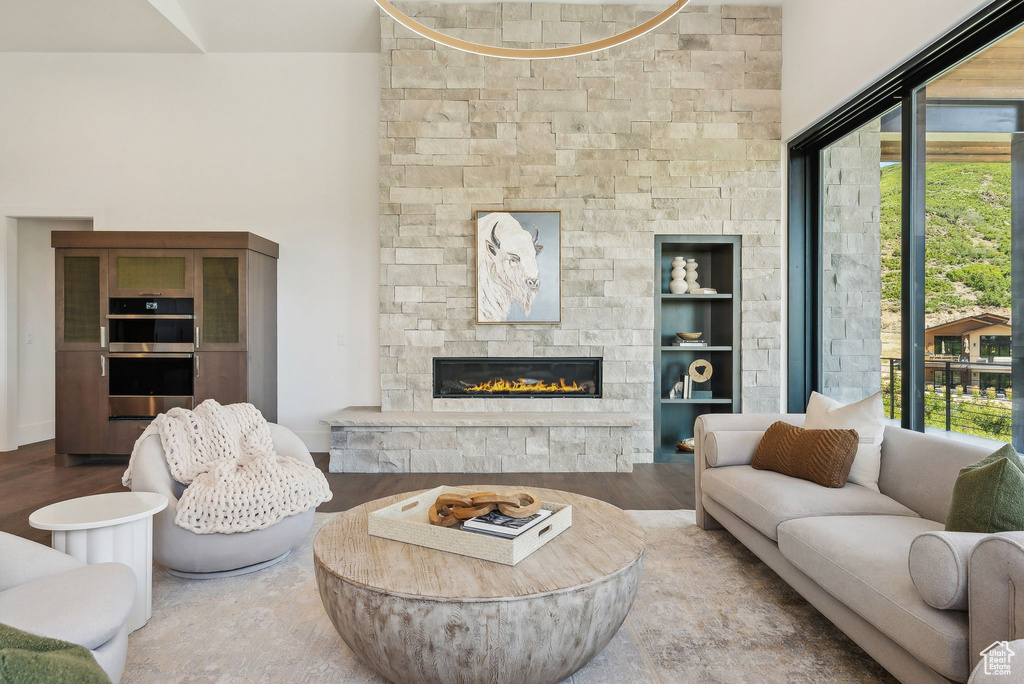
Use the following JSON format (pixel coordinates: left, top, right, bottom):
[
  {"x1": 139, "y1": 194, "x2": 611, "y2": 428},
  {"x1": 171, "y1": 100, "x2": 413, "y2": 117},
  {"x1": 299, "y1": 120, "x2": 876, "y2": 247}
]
[{"x1": 124, "y1": 511, "x2": 894, "y2": 683}]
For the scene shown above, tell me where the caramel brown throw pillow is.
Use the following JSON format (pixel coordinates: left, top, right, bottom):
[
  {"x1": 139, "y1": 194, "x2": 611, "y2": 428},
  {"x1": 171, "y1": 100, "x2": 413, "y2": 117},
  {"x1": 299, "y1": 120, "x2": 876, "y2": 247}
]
[{"x1": 751, "y1": 421, "x2": 860, "y2": 488}]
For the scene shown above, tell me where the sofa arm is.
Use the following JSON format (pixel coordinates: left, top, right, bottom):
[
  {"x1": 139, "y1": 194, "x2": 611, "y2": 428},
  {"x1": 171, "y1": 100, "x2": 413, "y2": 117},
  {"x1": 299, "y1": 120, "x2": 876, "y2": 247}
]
[
  {"x1": 0, "y1": 532, "x2": 84, "y2": 594},
  {"x1": 969, "y1": 532, "x2": 1024, "y2": 672},
  {"x1": 693, "y1": 413, "x2": 804, "y2": 530}
]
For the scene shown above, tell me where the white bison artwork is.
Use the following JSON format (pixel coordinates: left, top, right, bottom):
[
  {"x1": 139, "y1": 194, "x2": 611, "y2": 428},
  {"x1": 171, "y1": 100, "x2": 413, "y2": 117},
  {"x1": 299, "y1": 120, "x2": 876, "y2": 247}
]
[{"x1": 476, "y1": 211, "x2": 560, "y2": 324}]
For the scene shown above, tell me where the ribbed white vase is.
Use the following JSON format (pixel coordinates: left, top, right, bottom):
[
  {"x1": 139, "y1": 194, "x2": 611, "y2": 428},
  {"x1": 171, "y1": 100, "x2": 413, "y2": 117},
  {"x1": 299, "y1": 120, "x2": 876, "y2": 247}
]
[
  {"x1": 669, "y1": 257, "x2": 688, "y2": 294},
  {"x1": 684, "y1": 259, "x2": 699, "y2": 292}
]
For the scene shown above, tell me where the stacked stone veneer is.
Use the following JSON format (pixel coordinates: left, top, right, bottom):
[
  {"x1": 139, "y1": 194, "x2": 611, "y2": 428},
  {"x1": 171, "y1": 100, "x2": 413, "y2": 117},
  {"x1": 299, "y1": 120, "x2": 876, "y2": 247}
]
[
  {"x1": 821, "y1": 122, "x2": 883, "y2": 404},
  {"x1": 331, "y1": 424, "x2": 633, "y2": 473},
  {"x1": 367, "y1": 2, "x2": 784, "y2": 471}
]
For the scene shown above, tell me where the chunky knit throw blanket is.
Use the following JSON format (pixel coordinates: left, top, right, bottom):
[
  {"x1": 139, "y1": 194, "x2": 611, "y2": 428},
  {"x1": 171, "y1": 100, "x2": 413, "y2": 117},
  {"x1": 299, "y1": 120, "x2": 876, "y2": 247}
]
[{"x1": 122, "y1": 400, "x2": 332, "y2": 535}]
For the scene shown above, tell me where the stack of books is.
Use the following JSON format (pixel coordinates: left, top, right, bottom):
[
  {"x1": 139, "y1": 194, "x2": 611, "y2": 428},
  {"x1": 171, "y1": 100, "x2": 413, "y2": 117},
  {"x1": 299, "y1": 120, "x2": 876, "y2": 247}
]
[
  {"x1": 462, "y1": 508, "x2": 553, "y2": 539},
  {"x1": 672, "y1": 339, "x2": 707, "y2": 347}
]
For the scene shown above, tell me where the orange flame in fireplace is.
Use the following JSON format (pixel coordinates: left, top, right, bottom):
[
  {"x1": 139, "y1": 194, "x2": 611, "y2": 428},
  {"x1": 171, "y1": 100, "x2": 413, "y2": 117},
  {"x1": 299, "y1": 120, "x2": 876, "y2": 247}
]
[{"x1": 465, "y1": 377, "x2": 587, "y2": 394}]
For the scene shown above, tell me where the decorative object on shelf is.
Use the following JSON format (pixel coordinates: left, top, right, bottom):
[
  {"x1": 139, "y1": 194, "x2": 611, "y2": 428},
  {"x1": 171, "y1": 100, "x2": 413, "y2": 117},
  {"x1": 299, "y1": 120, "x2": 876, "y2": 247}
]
[
  {"x1": 688, "y1": 359, "x2": 713, "y2": 383},
  {"x1": 689, "y1": 287, "x2": 718, "y2": 295},
  {"x1": 675, "y1": 438, "x2": 695, "y2": 453},
  {"x1": 668, "y1": 256, "x2": 688, "y2": 294},
  {"x1": 673, "y1": 331, "x2": 706, "y2": 347},
  {"x1": 684, "y1": 259, "x2": 700, "y2": 292},
  {"x1": 669, "y1": 380, "x2": 686, "y2": 399},
  {"x1": 429, "y1": 490, "x2": 543, "y2": 527},
  {"x1": 476, "y1": 211, "x2": 561, "y2": 324},
  {"x1": 375, "y1": 0, "x2": 691, "y2": 60},
  {"x1": 669, "y1": 358, "x2": 714, "y2": 400}
]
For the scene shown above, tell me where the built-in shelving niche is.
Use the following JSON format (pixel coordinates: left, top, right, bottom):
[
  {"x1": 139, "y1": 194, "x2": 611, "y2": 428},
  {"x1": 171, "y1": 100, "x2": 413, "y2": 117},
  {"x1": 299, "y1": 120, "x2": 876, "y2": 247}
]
[{"x1": 653, "y1": 235, "x2": 741, "y2": 463}]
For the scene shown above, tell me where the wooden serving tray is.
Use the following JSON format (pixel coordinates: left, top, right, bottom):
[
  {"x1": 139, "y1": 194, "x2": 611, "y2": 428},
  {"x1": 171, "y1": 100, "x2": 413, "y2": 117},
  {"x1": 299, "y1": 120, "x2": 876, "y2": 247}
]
[{"x1": 367, "y1": 486, "x2": 573, "y2": 566}]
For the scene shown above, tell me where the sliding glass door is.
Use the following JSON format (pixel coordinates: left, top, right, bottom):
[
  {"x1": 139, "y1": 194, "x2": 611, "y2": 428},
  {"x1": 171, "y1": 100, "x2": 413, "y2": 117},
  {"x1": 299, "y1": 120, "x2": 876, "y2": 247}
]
[
  {"x1": 789, "y1": 7, "x2": 1024, "y2": 451},
  {"x1": 919, "y1": 34, "x2": 1021, "y2": 443}
]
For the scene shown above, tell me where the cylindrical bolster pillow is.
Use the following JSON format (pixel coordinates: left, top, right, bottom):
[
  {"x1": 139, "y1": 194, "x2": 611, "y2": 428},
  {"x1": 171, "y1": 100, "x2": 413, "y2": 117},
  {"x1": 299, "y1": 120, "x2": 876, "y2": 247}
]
[
  {"x1": 909, "y1": 531, "x2": 988, "y2": 611},
  {"x1": 705, "y1": 431, "x2": 766, "y2": 468}
]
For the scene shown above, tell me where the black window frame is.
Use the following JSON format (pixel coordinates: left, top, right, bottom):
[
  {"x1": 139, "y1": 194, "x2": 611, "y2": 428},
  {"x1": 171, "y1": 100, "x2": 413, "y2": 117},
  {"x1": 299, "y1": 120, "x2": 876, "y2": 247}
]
[
  {"x1": 933, "y1": 335, "x2": 963, "y2": 357},
  {"x1": 980, "y1": 335, "x2": 1012, "y2": 359},
  {"x1": 788, "y1": 0, "x2": 1024, "y2": 452}
]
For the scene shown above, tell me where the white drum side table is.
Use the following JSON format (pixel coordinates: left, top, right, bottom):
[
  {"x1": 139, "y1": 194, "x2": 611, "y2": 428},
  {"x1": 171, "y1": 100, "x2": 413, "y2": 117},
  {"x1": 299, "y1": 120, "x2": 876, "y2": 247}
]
[{"x1": 29, "y1": 492, "x2": 168, "y2": 633}]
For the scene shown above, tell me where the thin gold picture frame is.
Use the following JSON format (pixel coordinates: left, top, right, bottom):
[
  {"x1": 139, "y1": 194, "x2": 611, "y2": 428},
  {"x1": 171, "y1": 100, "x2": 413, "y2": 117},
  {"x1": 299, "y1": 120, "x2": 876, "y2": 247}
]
[{"x1": 474, "y1": 210, "x2": 562, "y2": 326}]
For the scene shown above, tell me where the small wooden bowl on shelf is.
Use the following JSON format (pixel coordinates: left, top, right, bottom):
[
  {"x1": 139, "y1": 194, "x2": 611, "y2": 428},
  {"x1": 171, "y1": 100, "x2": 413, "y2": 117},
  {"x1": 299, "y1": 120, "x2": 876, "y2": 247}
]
[
  {"x1": 675, "y1": 332, "x2": 702, "y2": 341},
  {"x1": 675, "y1": 438, "x2": 695, "y2": 453}
]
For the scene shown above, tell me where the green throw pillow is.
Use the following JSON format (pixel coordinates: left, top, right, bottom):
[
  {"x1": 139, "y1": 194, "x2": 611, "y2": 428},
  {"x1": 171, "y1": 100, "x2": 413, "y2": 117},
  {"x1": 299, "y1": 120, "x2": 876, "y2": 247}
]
[
  {"x1": 946, "y1": 444, "x2": 1024, "y2": 533},
  {"x1": 0, "y1": 622, "x2": 110, "y2": 684}
]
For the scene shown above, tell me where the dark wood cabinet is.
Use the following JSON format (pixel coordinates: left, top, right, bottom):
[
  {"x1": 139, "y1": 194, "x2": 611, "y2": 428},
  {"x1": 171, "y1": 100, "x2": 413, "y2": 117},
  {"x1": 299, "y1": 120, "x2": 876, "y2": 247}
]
[
  {"x1": 194, "y1": 352, "x2": 248, "y2": 407},
  {"x1": 55, "y1": 351, "x2": 109, "y2": 455},
  {"x1": 51, "y1": 232, "x2": 278, "y2": 461}
]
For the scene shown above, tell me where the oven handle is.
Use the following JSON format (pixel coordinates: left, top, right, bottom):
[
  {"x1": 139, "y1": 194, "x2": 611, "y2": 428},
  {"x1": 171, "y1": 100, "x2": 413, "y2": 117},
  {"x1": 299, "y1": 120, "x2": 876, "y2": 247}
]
[
  {"x1": 108, "y1": 352, "x2": 193, "y2": 358},
  {"x1": 106, "y1": 314, "x2": 195, "y2": 320}
]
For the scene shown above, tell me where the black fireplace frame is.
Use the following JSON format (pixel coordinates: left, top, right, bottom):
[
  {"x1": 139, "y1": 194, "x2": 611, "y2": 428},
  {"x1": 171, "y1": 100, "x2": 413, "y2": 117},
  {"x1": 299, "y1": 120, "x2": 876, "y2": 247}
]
[{"x1": 433, "y1": 357, "x2": 603, "y2": 399}]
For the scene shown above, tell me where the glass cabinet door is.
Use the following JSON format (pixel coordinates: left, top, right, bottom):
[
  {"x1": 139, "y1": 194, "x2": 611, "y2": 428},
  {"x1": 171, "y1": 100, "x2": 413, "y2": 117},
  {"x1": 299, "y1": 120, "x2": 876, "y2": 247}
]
[
  {"x1": 108, "y1": 249, "x2": 194, "y2": 297},
  {"x1": 195, "y1": 249, "x2": 247, "y2": 351},
  {"x1": 56, "y1": 249, "x2": 108, "y2": 351}
]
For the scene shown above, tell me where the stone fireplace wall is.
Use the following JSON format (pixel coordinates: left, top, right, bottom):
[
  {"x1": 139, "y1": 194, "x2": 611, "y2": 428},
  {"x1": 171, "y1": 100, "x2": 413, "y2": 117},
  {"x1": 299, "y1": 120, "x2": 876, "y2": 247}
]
[{"x1": 379, "y1": 2, "x2": 783, "y2": 463}]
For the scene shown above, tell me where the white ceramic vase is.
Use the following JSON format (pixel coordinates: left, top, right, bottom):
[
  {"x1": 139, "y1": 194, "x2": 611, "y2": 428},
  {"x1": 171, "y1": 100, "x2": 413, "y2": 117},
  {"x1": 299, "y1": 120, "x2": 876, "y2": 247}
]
[
  {"x1": 684, "y1": 259, "x2": 699, "y2": 292},
  {"x1": 669, "y1": 257, "x2": 688, "y2": 294}
]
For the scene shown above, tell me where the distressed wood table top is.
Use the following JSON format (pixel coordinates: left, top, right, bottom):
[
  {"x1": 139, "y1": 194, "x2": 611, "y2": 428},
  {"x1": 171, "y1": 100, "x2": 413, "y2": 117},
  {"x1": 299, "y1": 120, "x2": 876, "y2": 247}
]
[{"x1": 313, "y1": 486, "x2": 646, "y2": 600}]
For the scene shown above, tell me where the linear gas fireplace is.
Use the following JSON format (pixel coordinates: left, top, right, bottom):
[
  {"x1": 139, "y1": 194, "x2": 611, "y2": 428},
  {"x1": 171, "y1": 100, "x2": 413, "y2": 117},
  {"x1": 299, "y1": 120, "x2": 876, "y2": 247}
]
[{"x1": 433, "y1": 357, "x2": 602, "y2": 399}]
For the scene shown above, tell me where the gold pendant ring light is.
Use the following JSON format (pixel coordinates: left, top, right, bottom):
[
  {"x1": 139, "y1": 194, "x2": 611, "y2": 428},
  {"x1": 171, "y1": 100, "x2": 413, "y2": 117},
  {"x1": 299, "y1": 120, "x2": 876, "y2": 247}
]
[{"x1": 375, "y1": 0, "x2": 692, "y2": 60}]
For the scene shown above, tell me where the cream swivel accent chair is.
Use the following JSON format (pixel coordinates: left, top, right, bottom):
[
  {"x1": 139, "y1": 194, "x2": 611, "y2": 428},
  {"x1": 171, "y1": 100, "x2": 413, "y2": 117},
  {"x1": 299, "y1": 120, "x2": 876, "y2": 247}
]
[
  {"x1": 128, "y1": 423, "x2": 317, "y2": 578},
  {"x1": 0, "y1": 532, "x2": 136, "y2": 683}
]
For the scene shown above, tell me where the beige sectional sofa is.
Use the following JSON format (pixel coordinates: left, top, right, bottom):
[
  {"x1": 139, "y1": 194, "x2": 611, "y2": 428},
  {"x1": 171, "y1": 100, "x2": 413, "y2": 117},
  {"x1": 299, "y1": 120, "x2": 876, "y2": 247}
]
[{"x1": 694, "y1": 413, "x2": 1024, "y2": 684}]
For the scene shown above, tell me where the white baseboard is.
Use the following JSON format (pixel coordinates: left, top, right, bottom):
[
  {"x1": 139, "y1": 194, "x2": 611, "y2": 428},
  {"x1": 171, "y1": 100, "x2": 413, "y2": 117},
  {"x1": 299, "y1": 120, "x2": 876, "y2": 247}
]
[
  {"x1": 292, "y1": 428, "x2": 329, "y2": 454},
  {"x1": 18, "y1": 420, "x2": 54, "y2": 446}
]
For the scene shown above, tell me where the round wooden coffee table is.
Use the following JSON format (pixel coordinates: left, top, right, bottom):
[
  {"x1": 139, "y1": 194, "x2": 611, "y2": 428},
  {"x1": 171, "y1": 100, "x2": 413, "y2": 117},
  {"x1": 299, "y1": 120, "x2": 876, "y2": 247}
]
[{"x1": 314, "y1": 487, "x2": 645, "y2": 684}]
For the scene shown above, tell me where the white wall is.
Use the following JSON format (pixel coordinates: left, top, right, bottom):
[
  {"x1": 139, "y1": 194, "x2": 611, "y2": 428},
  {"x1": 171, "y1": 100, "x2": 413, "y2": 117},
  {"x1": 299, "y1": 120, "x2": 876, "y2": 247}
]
[
  {"x1": 782, "y1": 0, "x2": 988, "y2": 141},
  {"x1": 15, "y1": 218, "x2": 91, "y2": 445},
  {"x1": 0, "y1": 53, "x2": 381, "y2": 451}
]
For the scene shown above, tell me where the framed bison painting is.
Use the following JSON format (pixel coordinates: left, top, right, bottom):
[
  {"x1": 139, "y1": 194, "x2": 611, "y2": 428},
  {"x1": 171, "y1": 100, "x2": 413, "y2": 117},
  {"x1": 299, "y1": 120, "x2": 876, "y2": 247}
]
[{"x1": 475, "y1": 210, "x2": 561, "y2": 324}]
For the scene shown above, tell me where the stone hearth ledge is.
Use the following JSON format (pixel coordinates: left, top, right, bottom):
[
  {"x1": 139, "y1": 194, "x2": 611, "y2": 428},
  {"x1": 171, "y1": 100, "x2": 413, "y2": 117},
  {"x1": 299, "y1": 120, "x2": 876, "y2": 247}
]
[
  {"x1": 323, "y1": 407, "x2": 639, "y2": 474},
  {"x1": 323, "y1": 406, "x2": 639, "y2": 428}
]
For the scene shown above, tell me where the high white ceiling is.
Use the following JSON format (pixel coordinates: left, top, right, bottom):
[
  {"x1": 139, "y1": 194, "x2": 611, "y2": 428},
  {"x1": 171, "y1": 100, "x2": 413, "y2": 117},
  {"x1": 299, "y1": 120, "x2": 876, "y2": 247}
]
[{"x1": 0, "y1": 0, "x2": 782, "y2": 54}]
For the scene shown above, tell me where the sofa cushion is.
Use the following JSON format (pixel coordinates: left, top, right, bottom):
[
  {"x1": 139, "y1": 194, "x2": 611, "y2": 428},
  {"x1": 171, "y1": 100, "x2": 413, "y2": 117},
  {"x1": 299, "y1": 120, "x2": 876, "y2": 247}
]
[
  {"x1": 751, "y1": 421, "x2": 859, "y2": 488},
  {"x1": 701, "y1": 465, "x2": 918, "y2": 541},
  {"x1": 878, "y1": 426, "x2": 993, "y2": 525},
  {"x1": 778, "y1": 515, "x2": 969, "y2": 682},
  {"x1": 0, "y1": 563, "x2": 135, "y2": 651},
  {"x1": 909, "y1": 530, "x2": 989, "y2": 611},
  {"x1": 803, "y1": 391, "x2": 885, "y2": 491},
  {"x1": 946, "y1": 444, "x2": 1024, "y2": 533},
  {"x1": 704, "y1": 430, "x2": 764, "y2": 467}
]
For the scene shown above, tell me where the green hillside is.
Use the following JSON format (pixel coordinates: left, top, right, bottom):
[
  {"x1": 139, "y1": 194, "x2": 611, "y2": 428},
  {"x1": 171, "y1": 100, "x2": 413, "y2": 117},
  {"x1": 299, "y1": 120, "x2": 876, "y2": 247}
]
[{"x1": 880, "y1": 163, "x2": 1012, "y2": 317}]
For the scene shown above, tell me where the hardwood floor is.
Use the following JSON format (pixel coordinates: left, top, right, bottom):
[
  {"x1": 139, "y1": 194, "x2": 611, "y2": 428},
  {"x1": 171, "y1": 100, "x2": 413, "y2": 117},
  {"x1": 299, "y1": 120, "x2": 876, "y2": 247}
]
[{"x1": 1, "y1": 440, "x2": 695, "y2": 545}]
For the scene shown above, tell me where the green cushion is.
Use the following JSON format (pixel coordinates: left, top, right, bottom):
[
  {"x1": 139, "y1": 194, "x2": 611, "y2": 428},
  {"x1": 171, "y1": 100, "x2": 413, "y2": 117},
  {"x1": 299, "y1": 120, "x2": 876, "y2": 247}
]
[
  {"x1": 946, "y1": 444, "x2": 1024, "y2": 533},
  {"x1": 0, "y1": 623, "x2": 109, "y2": 684}
]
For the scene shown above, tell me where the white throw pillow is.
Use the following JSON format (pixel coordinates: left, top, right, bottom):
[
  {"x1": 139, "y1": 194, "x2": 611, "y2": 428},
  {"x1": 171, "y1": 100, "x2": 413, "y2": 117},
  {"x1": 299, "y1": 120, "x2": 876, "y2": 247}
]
[{"x1": 803, "y1": 391, "x2": 885, "y2": 491}]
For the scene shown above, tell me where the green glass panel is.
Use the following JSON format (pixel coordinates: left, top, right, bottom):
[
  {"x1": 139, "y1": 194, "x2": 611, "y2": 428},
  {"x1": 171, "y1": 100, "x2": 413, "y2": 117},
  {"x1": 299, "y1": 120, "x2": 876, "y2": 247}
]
[
  {"x1": 203, "y1": 258, "x2": 239, "y2": 344},
  {"x1": 64, "y1": 256, "x2": 100, "y2": 343},
  {"x1": 116, "y1": 257, "x2": 186, "y2": 291}
]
